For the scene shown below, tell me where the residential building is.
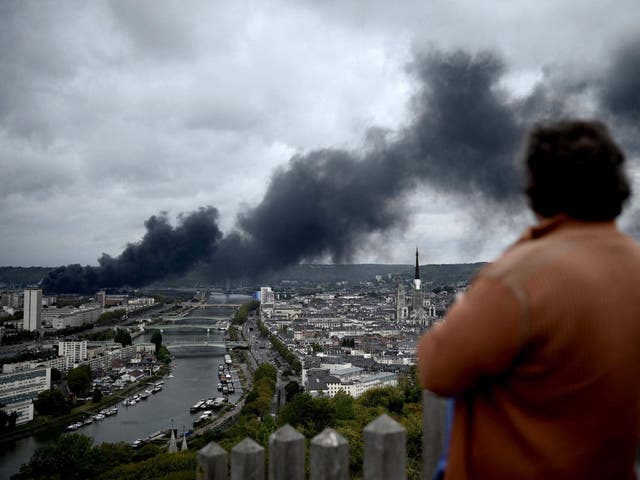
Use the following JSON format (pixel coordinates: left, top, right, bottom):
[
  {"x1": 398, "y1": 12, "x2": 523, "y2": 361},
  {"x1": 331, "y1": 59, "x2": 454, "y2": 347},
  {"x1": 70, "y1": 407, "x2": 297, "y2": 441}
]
[
  {"x1": 2, "y1": 356, "x2": 68, "y2": 374},
  {"x1": 58, "y1": 341, "x2": 88, "y2": 364},
  {"x1": 43, "y1": 304, "x2": 102, "y2": 329},
  {"x1": 0, "y1": 368, "x2": 51, "y2": 425},
  {"x1": 23, "y1": 288, "x2": 42, "y2": 331},
  {"x1": 326, "y1": 372, "x2": 398, "y2": 398}
]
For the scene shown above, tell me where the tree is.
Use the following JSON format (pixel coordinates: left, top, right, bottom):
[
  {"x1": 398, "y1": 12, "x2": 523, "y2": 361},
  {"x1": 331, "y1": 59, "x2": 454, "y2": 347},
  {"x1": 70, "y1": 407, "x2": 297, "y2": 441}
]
[
  {"x1": 279, "y1": 393, "x2": 335, "y2": 437},
  {"x1": 156, "y1": 345, "x2": 171, "y2": 364},
  {"x1": 114, "y1": 328, "x2": 132, "y2": 347},
  {"x1": 34, "y1": 389, "x2": 70, "y2": 416},
  {"x1": 150, "y1": 331, "x2": 162, "y2": 355},
  {"x1": 20, "y1": 433, "x2": 97, "y2": 480},
  {"x1": 92, "y1": 387, "x2": 103, "y2": 403},
  {"x1": 358, "y1": 386, "x2": 404, "y2": 414},
  {"x1": 67, "y1": 365, "x2": 92, "y2": 397},
  {"x1": 0, "y1": 403, "x2": 19, "y2": 432},
  {"x1": 284, "y1": 380, "x2": 302, "y2": 402},
  {"x1": 51, "y1": 367, "x2": 62, "y2": 383}
]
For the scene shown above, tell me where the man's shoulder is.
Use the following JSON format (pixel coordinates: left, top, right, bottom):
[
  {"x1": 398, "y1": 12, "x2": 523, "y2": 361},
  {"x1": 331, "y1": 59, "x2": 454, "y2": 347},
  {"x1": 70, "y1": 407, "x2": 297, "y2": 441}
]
[{"x1": 479, "y1": 226, "x2": 640, "y2": 286}]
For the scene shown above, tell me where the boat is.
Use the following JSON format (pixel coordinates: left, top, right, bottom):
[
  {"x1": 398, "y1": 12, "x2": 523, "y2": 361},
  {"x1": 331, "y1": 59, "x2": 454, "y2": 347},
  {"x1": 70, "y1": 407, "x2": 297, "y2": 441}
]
[
  {"x1": 228, "y1": 383, "x2": 235, "y2": 393},
  {"x1": 190, "y1": 400, "x2": 205, "y2": 413},
  {"x1": 217, "y1": 383, "x2": 223, "y2": 391},
  {"x1": 66, "y1": 422, "x2": 81, "y2": 431},
  {"x1": 94, "y1": 413, "x2": 105, "y2": 421},
  {"x1": 131, "y1": 439, "x2": 143, "y2": 448},
  {"x1": 83, "y1": 417, "x2": 93, "y2": 425},
  {"x1": 194, "y1": 410, "x2": 214, "y2": 426},
  {"x1": 156, "y1": 380, "x2": 164, "y2": 386},
  {"x1": 167, "y1": 374, "x2": 174, "y2": 379},
  {"x1": 222, "y1": 386, "x2": 228, "y2": 395},
  {"x1": 151, "y1": 385, "x2": 162, "y2": 393}
]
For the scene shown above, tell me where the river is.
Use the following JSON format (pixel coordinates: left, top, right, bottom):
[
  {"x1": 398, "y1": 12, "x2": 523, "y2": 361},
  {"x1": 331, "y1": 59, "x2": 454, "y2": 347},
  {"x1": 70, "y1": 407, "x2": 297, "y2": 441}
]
[{"x1": 0, "y1": 293, "x2": 251, "y2": 479}]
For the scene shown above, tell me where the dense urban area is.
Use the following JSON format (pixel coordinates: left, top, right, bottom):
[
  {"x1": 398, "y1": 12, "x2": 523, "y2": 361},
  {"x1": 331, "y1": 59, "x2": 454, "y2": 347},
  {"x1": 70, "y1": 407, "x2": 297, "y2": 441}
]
[{"x1": 0, "y1": 259, "x2": 476, "y2": 479}]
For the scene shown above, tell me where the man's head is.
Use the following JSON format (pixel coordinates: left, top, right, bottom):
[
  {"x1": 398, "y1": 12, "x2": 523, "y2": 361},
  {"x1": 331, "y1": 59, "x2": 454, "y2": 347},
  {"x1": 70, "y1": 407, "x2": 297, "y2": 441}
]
[{"x1": 523, "y1": 120, "x2": 630, "y2": 221}]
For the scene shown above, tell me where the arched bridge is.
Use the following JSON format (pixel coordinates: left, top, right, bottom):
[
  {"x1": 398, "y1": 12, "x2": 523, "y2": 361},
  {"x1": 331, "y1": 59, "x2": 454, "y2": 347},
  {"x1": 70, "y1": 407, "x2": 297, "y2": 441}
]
[
  {"x1": 163, "y1": 340, "x2": 248, "y2": 349},
  {"x1": 159, "y1": 316, "x2": 229, "y2": 323},
  {"x1": 143, "y1": 324, "x2": 227, "y2": 332}
]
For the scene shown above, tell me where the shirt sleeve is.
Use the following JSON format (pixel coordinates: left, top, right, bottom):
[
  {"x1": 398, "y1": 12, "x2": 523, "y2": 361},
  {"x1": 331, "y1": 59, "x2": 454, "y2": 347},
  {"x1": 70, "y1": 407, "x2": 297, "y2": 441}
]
[{"x1": 417, "y1": 276, "x2": 527, "y2": 396}]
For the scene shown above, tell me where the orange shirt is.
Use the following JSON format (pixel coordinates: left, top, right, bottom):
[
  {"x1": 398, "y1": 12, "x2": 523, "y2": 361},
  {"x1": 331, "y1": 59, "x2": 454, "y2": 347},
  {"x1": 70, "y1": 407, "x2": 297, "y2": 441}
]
[{"x1": 418, "y1": 216, "x2": 640, "y2": 479}]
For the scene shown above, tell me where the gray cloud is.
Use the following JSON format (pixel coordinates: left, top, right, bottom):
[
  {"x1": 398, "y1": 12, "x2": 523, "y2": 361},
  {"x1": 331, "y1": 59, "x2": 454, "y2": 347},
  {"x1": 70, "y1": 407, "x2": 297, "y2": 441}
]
[{"x1": 2, "y1": 0, "x2": 640, "y2": 272}]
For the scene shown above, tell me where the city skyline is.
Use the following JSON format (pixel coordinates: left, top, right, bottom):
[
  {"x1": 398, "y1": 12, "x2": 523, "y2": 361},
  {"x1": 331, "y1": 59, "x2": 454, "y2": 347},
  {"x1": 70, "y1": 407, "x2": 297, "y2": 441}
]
[{"x1": 1, "y1": 1, "x2": 639, "y2": 269}]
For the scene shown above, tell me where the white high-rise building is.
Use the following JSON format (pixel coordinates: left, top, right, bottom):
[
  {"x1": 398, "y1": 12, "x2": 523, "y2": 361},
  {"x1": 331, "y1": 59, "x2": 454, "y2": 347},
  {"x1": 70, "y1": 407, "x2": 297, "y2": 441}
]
[
  {"x1": 23, "y1": 288, "x2": 42, "y2": 331},
  {"x1": 58, "y1": 341, "x2": 88, "y2": 364},
  {"x1": 260, "y1": 287, "x2": 275, "y2": 304}
]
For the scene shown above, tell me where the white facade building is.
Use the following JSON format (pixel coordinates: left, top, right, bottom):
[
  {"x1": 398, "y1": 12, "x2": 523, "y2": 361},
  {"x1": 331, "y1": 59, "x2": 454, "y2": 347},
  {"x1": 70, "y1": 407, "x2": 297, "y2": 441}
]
[
  {"x1": 326, "y1": 372, "x2": 398, "y2": 398},
  {"x1": 2, "y1": 356, "x2": 69, "y2": 374},
  {"x1": 43, "y1": 304, "x2": 102, "y2": 330},
  {"x1": 58, "y1": 341, "x2": 88, "y2": 364},
  {"x1": 0, "y1": 367, "x2": 51, "y2": 425},
  {"x1": 260, "y1": 287, "x2": 275, "y2": 304},
  {"x1": 23, "y1": 288, "x2": 42, "y2": 331}
]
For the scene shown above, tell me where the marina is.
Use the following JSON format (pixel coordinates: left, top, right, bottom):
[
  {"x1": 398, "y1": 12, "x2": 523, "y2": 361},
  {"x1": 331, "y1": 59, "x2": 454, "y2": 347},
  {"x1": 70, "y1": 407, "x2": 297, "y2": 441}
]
[{"x1": 0, "y1": 296, "x2": 251, "y2": 478}]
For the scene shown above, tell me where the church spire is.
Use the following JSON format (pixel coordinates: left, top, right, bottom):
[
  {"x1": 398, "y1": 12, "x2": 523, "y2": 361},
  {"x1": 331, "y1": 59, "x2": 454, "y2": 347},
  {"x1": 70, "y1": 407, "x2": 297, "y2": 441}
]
[{"x1": 413, "y1": 247, "x2": 422, "y2": 291}]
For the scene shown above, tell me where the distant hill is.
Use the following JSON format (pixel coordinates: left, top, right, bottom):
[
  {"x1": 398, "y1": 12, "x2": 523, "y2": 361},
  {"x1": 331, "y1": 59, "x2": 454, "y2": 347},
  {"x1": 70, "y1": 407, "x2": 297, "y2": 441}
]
[
  {"x1": 0, "y1": 267, "x2": 53, "y2": 287},
  {"x1": 152, "y1": 262, "x2": 487, "y2": 288},
  {"x1": 0, "y1": 262, "x2": 487, "y2": 290}
]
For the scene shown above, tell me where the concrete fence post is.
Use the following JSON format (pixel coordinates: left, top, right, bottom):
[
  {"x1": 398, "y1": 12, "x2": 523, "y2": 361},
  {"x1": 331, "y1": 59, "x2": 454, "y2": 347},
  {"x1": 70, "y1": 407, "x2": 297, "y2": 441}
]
[
  {"x1": 231, "y1": 437, "x2": 265, "y2": 480},
  {"x1": 422, "y1": 390, "x2": 448, "y2": 480},
  {"x1": 363, "y1": 414, "x2": 407, "y2": 480},
  {"x1": 197, "y1": 441, "x2": 228, "y2": 480},
  {"x1": 310, "y1": 427, "x2": 349, "y2": 480},
  {"x1": 269, "y1": 424, "x2": 305, "y2": 480}
]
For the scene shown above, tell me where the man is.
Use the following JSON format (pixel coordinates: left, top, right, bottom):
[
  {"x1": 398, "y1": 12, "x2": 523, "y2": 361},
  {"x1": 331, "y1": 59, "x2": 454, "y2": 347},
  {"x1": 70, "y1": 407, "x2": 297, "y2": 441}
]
[{"x1": 418, "y1": 120, "x2": 640, "y2": 479}]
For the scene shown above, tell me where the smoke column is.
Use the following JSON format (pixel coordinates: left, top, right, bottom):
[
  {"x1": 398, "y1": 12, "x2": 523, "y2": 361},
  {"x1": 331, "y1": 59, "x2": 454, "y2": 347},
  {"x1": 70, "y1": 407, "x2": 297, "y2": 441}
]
[
  {"x1": 42, "y1": 207, "x2": 222, "y2": 293},
  {"x1": 43, "y1": 41, "x2": 640, "y2": 292}
]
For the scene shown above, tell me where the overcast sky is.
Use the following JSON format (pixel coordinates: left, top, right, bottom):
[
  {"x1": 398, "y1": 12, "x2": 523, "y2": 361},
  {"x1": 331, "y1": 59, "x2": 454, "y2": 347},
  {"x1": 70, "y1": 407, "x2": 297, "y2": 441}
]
[{"x1": 1, "y1": 0, "x2": 639, "y2": 268}]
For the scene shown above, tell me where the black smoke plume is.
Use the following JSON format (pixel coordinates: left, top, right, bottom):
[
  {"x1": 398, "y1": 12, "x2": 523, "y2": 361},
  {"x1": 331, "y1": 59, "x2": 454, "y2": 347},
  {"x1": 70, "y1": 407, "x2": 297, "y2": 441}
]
[
  {"x1": 43, "y1": 42, "x2": 640, "y2": 291},
  {"x1": 42, "y1": 207, "x2": 222, "y2": 293},
  {"x1": 207, "y1": 50, "x2": 548, "y2": 279}
]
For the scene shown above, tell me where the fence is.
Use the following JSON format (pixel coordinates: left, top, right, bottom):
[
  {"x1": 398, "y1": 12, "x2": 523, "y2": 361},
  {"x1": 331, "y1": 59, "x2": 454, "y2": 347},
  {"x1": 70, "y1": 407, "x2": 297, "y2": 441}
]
[{"x1": 196, "y1": 390, "x2": 447, "y2": 480}]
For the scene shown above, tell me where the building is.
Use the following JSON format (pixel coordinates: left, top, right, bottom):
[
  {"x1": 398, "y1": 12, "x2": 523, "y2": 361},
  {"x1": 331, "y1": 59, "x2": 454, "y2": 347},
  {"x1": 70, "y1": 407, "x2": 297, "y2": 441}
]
[
  {"x1": 96, "y1": 290, "x2": 106, "y2": 308},
  {"x1": 396, "y1": 283, "x2": 408, "y2": 320},
  {"x1": 0, "y1": 367, "x2": 51, "y2": 425},
  {"x1": 58, "y1": 341, "x2": 88, "y2": 364},
  {"x1": 43, "y1": 304, "x2": 102, "y2": 330},
  {"x1": 128, "y1": 297, "x2": 155, "y2": 308},
  {"x1": 23, "y1": 288, "x2": 42, "y2": 331},
  {"x1": 2, "y1": 356, "x2": 68, "y2": 374},
  {"x1": 396, "y1": 249, "x2": 436, "y2": 327},
  {"x1": 326, "y1": 372, "x2": 398, "y2": 398},
  {"x1": 260, "y1": 287, "x2": 275, "y2": 304}
]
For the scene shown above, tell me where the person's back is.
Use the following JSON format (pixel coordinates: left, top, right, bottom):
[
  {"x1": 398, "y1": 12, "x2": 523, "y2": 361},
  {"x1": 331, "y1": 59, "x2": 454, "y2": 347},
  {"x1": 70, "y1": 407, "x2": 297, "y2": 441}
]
[{"x1": 418, "y1": 120, "x2": 640, "y2": 479}]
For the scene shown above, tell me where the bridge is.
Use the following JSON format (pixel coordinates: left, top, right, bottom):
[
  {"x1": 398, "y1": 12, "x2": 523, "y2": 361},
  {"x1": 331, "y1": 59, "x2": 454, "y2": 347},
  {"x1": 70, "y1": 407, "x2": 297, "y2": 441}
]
[
  {"x1": 163, "y1": 340, "x2": 248, "y2": 349},
  {"x1": 143, "y1": 324, "x2": 227, "y2": 331},
  {"x1": 194, "y1": 304, "x2": 243, "y2": 308},
  {"x1": 159, "y1": 316, "x2": 229, "y2": 323}
]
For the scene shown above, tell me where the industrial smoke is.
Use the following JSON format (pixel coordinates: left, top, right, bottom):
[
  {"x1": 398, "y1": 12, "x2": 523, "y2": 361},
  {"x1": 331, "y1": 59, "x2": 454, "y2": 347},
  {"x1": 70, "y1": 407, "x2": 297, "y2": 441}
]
[{"x1": 42, "y1": 41, "x2": 640, "y2": 293}]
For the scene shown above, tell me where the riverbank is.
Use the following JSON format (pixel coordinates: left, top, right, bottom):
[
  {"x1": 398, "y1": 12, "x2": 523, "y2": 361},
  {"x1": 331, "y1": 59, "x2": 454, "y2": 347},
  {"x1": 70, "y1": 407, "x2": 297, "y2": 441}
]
[{"x1": 0, "y1": 365, "x2": 170, "y2": 445}]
